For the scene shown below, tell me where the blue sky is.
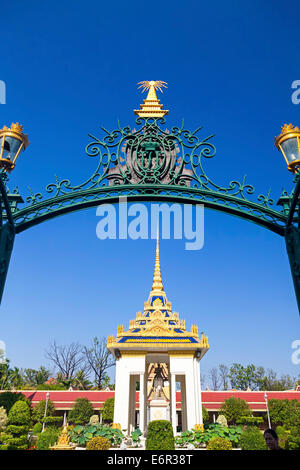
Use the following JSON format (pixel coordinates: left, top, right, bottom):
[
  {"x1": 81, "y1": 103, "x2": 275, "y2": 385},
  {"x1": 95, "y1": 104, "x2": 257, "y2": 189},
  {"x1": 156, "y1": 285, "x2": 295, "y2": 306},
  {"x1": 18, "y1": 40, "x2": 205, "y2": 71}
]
[{"x1": 1, "y1": 0, "x2": 300, "y2": 385}]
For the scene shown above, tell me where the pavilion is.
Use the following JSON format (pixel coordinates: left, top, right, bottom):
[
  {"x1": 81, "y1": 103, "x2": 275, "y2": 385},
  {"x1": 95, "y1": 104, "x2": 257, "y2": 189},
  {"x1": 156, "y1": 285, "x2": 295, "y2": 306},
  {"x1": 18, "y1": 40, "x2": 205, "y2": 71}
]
[{"x1": 107, "y1": 237, "x2": 209, "y2": 435}]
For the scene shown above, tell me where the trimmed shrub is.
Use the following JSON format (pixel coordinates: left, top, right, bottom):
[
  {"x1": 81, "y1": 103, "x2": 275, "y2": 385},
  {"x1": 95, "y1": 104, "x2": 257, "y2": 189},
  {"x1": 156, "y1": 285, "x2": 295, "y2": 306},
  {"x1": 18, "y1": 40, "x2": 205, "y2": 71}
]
[
  {"x1": 146, "y1": 420, "x2": 175, "y2": 450},
  {"x1": 237, "y1": 416, "x2": 263, "y2": 426},
  {"x1": 101, "y1": 398, "x2": 114, "y2": 423},
  {"x1": 286, "y1": 426, "x2": 300, "y2": 450},
  {"x1": 0, "y1": 392, "x2": 28, "y2": 413},
  {"x1": 7, "y1": 401, "x2": 31, "y2": 426},
  {"x1": 0, "y1": 407, "x2": 8, "y2": 430},
  {"x1": 4, "y1": 400, "x2": 31, "y2": 450},
  {"x1": 36, "y1": 384, "x2": 66, "y2": 390},
  {"x1": 36, "y1": 428, "x2": 60, "y2": 450},
  {"x1": 6, "y1": 424, "x2": 29, "y2": 434},
  {"x1": 202, "y1": 406, "x2": 209, "y2": 424},
  {"x1": 32, "y1": 422, "x2": 43, "y2": 435},
  {"x1": 239, "y1": 426, "x2": 267, "y2": 450},
  {"x1": 219, "y1": 397, "x2": 251, "y2": 425},
  {"x1": 68, "y1": 398, "x2": 94, "y2": 425},
  {"x1": 86, "y1": 436, "x2": 111, "y2": 450},
  {"x1": 216, "y1": 414, "x2": 228, "y2": 427},
  {"x1": 269, "y1": 399, "x2": 300, "y2": 428},
  {"x1": 206, "y1": 436, "x2": 232, "y2": 450},
  {"x1": 32, "y1": 399, "x2": 55, "y2": 423}
]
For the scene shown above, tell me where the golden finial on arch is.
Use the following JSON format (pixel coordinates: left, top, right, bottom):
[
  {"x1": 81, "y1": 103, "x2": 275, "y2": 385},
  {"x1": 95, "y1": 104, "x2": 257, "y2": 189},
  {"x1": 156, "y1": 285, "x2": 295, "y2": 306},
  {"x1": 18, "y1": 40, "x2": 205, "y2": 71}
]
[
  {"x1": 137, "y1": 80, "x2": 168, "y2": 94},
  {"x1": 134, "y1": 80, "x2": 169, "y2": 117}
]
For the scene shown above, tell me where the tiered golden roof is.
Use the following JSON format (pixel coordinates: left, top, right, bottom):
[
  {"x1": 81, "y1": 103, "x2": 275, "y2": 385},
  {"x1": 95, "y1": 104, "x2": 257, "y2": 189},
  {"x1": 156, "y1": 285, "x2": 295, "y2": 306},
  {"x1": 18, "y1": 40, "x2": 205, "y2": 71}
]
[
  {"x1": 134, "y1": 81, "x2": 169, "y2": 117},
  {"x1": 107, "y1": 235, "x2": 209, "y2": 356}
]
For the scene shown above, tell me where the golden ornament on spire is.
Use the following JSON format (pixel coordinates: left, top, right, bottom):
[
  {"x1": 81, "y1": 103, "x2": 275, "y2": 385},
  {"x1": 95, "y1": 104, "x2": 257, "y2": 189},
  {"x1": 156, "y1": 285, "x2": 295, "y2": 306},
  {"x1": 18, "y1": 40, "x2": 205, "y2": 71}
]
[
  {"x1": 150, "y1": 233, "x2": 165, "y2": 295},
  {"x1": 134, "y1": 80, "x2": 169, "y2": 117}
]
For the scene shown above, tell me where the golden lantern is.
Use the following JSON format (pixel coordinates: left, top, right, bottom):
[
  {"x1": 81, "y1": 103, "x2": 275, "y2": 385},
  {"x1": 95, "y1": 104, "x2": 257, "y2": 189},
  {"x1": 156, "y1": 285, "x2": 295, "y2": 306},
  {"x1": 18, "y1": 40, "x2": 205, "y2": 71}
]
[
  {"x1": 0, "y1": 122, "x2": 29, "y2": 172},
  {"x1": 275, "y1": 123, "x2": 300, "y2": 173}
]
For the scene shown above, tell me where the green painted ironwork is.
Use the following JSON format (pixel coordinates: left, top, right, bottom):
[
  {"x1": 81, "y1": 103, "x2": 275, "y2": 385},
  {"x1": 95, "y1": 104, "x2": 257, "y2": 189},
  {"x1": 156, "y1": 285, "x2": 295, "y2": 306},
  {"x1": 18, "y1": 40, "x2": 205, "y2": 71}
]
[{"x1": 0, "y1": 118, "x2": 299, "y2": 312}]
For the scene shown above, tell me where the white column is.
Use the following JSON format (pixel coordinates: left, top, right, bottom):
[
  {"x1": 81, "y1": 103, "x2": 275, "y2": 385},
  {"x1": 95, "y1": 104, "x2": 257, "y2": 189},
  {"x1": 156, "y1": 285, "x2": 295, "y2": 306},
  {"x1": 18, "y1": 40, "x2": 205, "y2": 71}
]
[
  {"x1": 184, "y1": 361, "x2": 197, "y2": 430},
  {"x1": 180, "y1": 377, "x2": 187, "y2": 431},
  {"x1": 171, "y1": 373, "x2": 177, "y2": 435},
  {"x1": 139, "y1": 373, "x2": 145, "y2": 433},
  {"x1": 193, "y1": 358, "x2": 199, "y2": 424},
  {"x1": 114, "y1": 357, "x2": 130, "y2": 431},
  {"x1": 197, "y1": 359, "x2": 203, "y2": 425}
]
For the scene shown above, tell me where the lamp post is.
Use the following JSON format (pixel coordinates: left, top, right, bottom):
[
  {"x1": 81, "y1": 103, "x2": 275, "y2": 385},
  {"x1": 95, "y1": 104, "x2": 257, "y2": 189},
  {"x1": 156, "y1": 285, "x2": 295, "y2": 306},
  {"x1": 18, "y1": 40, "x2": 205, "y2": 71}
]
[
  {"x1": 0, "y1": 123, "x2": 29, "y2": 303},
  {"x1": 275, "y1": 124, "x2": 300, "y2": 313},
  {"x1": 264, "y1": 392, "x2": 271, "y2": 428},
  {"x1": 42, "y1": 391, "x2": 50, "y2": 432}
]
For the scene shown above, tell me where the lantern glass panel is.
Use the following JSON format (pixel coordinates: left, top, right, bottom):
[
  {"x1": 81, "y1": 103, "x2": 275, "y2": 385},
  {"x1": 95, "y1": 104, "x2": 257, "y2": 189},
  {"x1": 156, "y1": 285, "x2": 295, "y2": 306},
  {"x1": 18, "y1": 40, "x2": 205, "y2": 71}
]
[
  {"x1": 281, "y1": 137, "x2": 300, "y2": 164},
  {"x1": 2, "y1": 136, "x2": 23, "y2": 161}
]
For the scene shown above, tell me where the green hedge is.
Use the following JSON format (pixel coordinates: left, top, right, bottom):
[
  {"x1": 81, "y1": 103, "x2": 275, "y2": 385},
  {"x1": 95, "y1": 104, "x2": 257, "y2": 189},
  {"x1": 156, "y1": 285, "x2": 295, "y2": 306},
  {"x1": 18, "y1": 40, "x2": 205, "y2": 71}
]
[
  {"x1": 146, "y1": 420, "x2": 175, "y2": 450},
  {"x1": 0, "y1": 392, "x2": 29, "y2": 414},
  {"x1": 36, "y1": 428, "x2": 60, "y2": 450},
  {"x1": 239, "y1": 426, "x2": 267, "y2": 450}
]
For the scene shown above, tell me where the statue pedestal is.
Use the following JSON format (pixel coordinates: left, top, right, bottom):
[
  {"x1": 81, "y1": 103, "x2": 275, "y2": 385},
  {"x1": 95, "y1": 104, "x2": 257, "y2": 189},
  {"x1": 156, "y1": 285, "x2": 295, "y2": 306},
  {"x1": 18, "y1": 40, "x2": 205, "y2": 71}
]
[{"x1": 149, "y1": 399, "x2": 170, "y2": 422}]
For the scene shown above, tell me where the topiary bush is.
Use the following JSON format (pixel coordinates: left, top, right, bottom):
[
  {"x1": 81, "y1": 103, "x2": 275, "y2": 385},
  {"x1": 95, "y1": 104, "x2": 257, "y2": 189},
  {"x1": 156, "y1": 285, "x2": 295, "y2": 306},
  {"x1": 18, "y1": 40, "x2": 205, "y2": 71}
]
[
  {"x1": 146, "y1": 420, "x2": 175, "y2": 450},
  {"x1": 68, "y1": 398, "x2": 94, "y2": 425},
  {"x1": 3, "y1": 400, "x2": 31, "y2": 450},
  {"x1": 286, "y1": 426, "x2": 300, "y2": 450},
  {"x1": 86, "y1": 436, "x2": 111, "y2": 450},
  {"x1": 36, "y1": 428, "x2": 60, "y2": 450},
  {"x1": 32, "y1": 422, "x2": 43, "y2": 435},
  {"x1": 237, "y1": 416, "x2": 263, "y2": 427},
  {"x1": 0, "y1": 392, "x2": 29, "y2": 414},
  {"x1": 101, "y1": 398, "x2": 114, "y2": 423},
  {"x1": 239, "y1": 426, "x2": 267, "y2": 450},
  {"x1": 32, "y1": 399, "x2": 55, "y2": 423},
  {"x1": 219, "y1": 397, "x2": 251, "y2": 425},
  {"x1": 206, "y1": 436, "x2": 232, "y2": 450},
  {"x1": 202, "y1": 406, "x2": 209, "y2": 424}
]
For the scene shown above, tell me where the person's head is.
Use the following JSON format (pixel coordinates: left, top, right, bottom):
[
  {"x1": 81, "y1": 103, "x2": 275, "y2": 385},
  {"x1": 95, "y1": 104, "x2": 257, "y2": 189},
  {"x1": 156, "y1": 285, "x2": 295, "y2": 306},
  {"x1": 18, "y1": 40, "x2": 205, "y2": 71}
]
[{"x1": 264, "y1": 428, "x2": 279, "y2": 450}]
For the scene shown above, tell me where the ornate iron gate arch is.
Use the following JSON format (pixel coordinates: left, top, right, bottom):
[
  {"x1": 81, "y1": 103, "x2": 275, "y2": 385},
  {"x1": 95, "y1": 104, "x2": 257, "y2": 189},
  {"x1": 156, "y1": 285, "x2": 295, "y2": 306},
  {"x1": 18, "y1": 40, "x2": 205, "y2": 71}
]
[{"x1": 0, "y1": 116, "x2": 299, "y2": 312}]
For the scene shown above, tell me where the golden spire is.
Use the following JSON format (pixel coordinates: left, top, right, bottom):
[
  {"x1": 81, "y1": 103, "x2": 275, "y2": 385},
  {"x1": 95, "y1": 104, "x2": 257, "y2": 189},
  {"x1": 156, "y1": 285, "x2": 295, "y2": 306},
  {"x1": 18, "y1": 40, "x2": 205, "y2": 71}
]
[
  {"x1": 150, "y1": 232, "x2": 165, "y2": 294},
  {"x1": 134, "y1": 80, "x2": 169, "y2": 117}
]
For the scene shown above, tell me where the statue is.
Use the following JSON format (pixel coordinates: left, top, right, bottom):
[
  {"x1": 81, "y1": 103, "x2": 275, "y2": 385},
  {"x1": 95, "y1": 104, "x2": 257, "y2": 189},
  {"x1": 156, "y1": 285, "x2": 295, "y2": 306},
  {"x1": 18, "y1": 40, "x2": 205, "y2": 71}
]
[{"x1": 153, "y1": 363, "x2": 164, "y2": 399}]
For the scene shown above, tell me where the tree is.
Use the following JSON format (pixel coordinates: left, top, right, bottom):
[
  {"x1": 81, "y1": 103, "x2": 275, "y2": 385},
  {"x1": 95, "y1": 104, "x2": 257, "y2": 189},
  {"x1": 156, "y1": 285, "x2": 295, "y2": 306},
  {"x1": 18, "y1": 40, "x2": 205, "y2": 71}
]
[
  {"x1": 83, "y1": 337, "x2": 115, "y2": 389},
  {"x1": 229, "y1": 363, "x2": 258, "y2": 390},
  {"x1": 68, "y1": 398, "x2": 94, "y2": 425},
  {"x1": 72, "y1": 370, "x2": 92, "y2": 390},
  {"x1": 22, "y1": 367, "x2": 51, "y2": 387},
  {"x1": 208, "y1": 367, "x2": 220, "y2": 391},
  {"x1": 218, "y1": 364, "x2": 229, "y2": 390},
  {"x1": 45, "y1": 341, "x2": 86, "y2": 383},
  {"x1": 219, "y1": 397, "x2": 251, "y2": 425},
  {"x1": 259, "y1": 369, "x2": 298, "y2": 391},
  {"x1": 269, "y1": 399, "x2": 300, "y2": 427},
  {"x1": 0, "y1": 359, "x2": 12, "y2": 389}
]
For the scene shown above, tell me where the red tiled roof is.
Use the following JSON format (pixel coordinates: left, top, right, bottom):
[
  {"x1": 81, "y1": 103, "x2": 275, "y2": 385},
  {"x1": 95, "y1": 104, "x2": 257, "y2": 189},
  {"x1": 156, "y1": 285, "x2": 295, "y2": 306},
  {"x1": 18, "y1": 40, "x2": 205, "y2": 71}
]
[{"x1": 3, "y1": 389, "x2": 299, "y2": 412}]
